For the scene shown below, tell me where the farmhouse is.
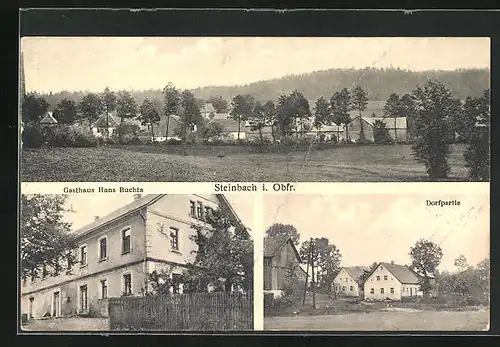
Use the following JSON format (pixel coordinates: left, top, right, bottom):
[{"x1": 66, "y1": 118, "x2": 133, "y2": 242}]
[
  {"x1": 332, "y1": 266, "x2": 369, "y2": 298},
  {"x1": 263, "y1": 236, "x2": 306, "y2": 297},
  {"x1": 363, "y1": 262, "x2": 425, "y2": 301},
  {"x1": 138, "y1": 114, "x2": 187, "y2": 142},
  {"x1": 200, "y1": 102, "x2": 217, "y2": 119},
  {"x1": 39, "y1": 112, "x2": 58, "y2": 126},
  {"x1": 20, "y1": 194, "x2": 246, "y2": 320},
  {"x1": 308, "y1": 123, "x2": 346, "y2": 142},
  {"x1": 90, "y1": 112, "x2": 145, "y2": 138},
  {"x1": 346, "y1": 116, "x2": 408, "y2": 143},
  {"x1": 207, "y1": 113, "x2": 247, "y2": 140}
]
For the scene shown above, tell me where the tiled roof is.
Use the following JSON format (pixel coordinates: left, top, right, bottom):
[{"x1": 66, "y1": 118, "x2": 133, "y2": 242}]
[
  {"x1": 91, "y1": 113, "x2": 121, "y2": 128},
  {"x1": 264, "y1": 236, "x2": 301, "y2": 262},
  {"x1": 362, "y1": 117, "x2": 407, "y2": 129},
  {"x1": 380, "y1": 262, "x2": 420, "y2": 284},
  {"x1": 211, "y1": 113, "x2": 230, "y2": 120},
  {"x1": 201, "y1": 103, "x2": 216, "y2": 114},
  {"x1": 343, "y1": 266, "x2": 370, "y2": 284},
  {"x1": 209, "y1": 118, "x2": 244, "y2": 133},
  {"x1": 71, "y1": 195, "x2": 164, "y2": 238}
]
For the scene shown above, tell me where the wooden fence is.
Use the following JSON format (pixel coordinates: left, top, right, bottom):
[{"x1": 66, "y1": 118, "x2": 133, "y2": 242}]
[{"x1": 108, "y1": 291, "x2": 253, "y2": 331}]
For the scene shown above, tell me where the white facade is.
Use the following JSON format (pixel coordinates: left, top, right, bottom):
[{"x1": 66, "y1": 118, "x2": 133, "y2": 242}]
[
  {"x1": 363, "y1": 263, "x2": 423, "y2": 301},
  {"x1": 332, "y1": 268, "x2": 361, "y2": 297}
]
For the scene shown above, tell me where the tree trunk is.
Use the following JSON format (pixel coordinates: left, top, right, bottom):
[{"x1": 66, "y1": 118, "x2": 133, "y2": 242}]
[
  {"x1": 237, "y1": 117, "x2": 241, "y2": 140},
  {"x1": 150, "y1": 123, "x2": 155, "y2": 142},
  {"x1": 165, "y1": 114, "x2": 170, "y2": 143},
  {"x1": 259, "y1": 127, "x2": 263, "y2": 145},
  {"x1": 119, "y1": 117, "x2": 124, "y2": 144},
  {"x1": 394, "y1": 116, "x2": 397, "y2": 145}
]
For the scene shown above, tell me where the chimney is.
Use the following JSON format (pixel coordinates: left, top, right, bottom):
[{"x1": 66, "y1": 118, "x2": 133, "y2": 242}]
[
  {"x1": 133, "y1": 194, "x2": 142, "y2": 201},
  {"x1": 94, "y1": 216, "x2": 99, "y2": 221},
  {"x1": 391, "y1": 260, "x2": 395, "y2": 265}
]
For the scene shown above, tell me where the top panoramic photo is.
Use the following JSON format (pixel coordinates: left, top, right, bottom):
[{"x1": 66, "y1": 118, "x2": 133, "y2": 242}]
[{"x1": 20, "y1": 37, "x2": 490, "y2": 182}]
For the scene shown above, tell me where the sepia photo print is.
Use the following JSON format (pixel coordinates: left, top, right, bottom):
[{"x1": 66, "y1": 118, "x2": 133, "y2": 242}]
[
  {"x1": 20, "y1": 193, "x2": 254, "y2": 332},
  {"x1": 20, "y1": 37, "x2": 490, "y2": 183},
  {"x1": 262, "y1": 193, "x2": 489, "y2": 331}
]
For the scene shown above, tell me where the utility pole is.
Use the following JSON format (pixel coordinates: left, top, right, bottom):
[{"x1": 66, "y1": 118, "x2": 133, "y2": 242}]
[
  {"x1": 310, "y1": 238, "x2": 316, "y2": 310},
  {"x1": 302, "y1": 240, "x2": 312, "y2": 306}
]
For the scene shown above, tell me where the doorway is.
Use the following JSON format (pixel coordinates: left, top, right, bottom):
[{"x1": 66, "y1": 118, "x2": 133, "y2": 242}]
[
  {"x1": 28, "y1": 297, "x2": 34, "y2": 319},
  {"x1": 52, "y1": 291, "x2": 61, "y2": 317},
  {"x1": 80, "y1": 285, "x2": 88, "y2": 313}
]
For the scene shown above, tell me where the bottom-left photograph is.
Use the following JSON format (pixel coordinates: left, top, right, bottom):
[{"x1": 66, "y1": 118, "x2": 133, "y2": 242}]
[{"x1": 20, "y1": 193, "x2": 254, "y2": 332}]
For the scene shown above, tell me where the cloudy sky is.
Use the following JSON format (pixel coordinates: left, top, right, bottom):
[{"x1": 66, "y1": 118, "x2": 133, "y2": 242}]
[
  {"x1": 21, "y1": 37, "x2": 490, "y2": 93},
  {"x1": 63, "y1": 193, "x2": 255, "y2": 235},
  {"x1": 264, "y1": 193, "x2": 489, "y2": 272}
]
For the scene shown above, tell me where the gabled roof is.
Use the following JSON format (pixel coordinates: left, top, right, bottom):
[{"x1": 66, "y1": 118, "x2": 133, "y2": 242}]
[
  {"x1": 40, "y1": 112, "x2": 58, "y2": 124},
  {"x1": 367, "y1": 262, "x2": 420, "y2": 284},
  {"x1": 211, "y1": 113, "x2": 230, "y2": 120},
  {"x1": 91, "y1": 113, "x2": 121, "y2": 128},
  {"x1": 264, "y1": 236, "x2": 302, "y2": 263},
  {"x1": 72, "y1": 194, "x2": 164, "y2": 238},
  {"x1": 362, "y1": 117, "x2": 407, "y2": 129},
  {"x1": 342, "y1": 266, "x2": 370, "y2": 285}
]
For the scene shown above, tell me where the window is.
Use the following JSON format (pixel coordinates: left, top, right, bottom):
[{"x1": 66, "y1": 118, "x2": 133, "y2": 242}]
[
  {"x1": 99, "y1": 237, "x2": 107, "y2": 261},
  {"x1": 349, "y1": 286, "x2": 353, "y2": 291},
  {"x1": 80, "y1": 245, "x2": 87, "y2": 266},
  {"x1": 42, "y1": 265, "x2": 47, "y2": 279},
  {"x1": 342, "y1": 286, "x2": 345, "y2": 291},
  {"x1": 172, "y1": 274, "x2": 181, "y2": 294},
  {"x1": 205, "y1": 206, "x2": 211, "y2": 219},
  {"x1": 169, "y1": 227, "x2": 179, "y2": 251},
  {"x1": 100, "y1": 280, "x2": 108, "y2": 299},
  {"x1": 380, "y1": 266, "x2": 384, "y2": 270},
  {"x1": 345, "y1": 277, "x2": 348, "y2": 282},
  {"x1": 390, "y1": 288, "x2": 394, "y2": 294},
  {"x1": 370, "y1": 288, "x2": 374, "y2": 294},
  {"x1": 380, "y1": 288, "x2": 385, "y2": 294},
  {"x1": 66, "y1": 252, "x2": 73, "y2": 273},
  {"x1": 376, "y1": 276, "x2": 380, "y2": 281},
  {"x1": 189, "y1": 201, "x2": 196, "y2": 217},
  {"x1": 384, "y1": 275, "x2": 388, "y2": 280},
  {"x1": 80, "y1": 285, "x2": 88, "y2": 312},
  {"x1": 123, "y1": 274, "x2": 132, "y2": 295},
  {"x1": 122, "y1": 228, "x2": 131, "y2": 254},
  {"x1": 264, "y1": 257, "x2": 272, "y2": 266},
  {"x1": 196, "y1": 202, "x2": 204, "y2": 219}
]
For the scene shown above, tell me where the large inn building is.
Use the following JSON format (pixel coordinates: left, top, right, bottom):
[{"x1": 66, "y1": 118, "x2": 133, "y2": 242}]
[{"x1": 21, "y1": 194, "x2": 246, "y2": 319}]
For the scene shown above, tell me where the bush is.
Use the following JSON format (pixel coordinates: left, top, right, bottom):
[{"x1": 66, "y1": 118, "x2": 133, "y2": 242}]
[
  {"x1": 47, "y1": 125, "x2": 98, "y2": 147},
  {"x1": 120, "y1": 134, "x2": 144, "y2": 145},
  {"x1": 166, "y1": 138, "x2": 183, "y2": 145},
  {"x1": 22, "y1": 123, "x2": 43, "y2": 148}
]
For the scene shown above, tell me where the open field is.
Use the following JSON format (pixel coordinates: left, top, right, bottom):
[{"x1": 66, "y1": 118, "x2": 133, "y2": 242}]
[
  {"x1": 21, "y1": 317, "x2": 109, "y2": 332},
  {"x1": 21, "y1": 144, "x2": 471, "y2": 182},
  {"x1": 264, "y1": 308, "x2": 489, "y2": 331}
]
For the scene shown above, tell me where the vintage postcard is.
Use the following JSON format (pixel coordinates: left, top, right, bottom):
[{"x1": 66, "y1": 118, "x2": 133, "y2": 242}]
[
  {"x1": 19, "y1": 193, "x2": 255, "y2": 332},
  {"x1": 19, "y1": 37, "x2": 490, "y2": 183},
  {"x1": 262, "y1": 192, "x2": 489, "y2": 331}
]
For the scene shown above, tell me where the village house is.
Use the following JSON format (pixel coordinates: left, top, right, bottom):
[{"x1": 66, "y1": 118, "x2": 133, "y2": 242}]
[
  {"x1": 332, "y1": 266, "x2": 369, "y2": 298},
  {"x1": 90, "y1": 112, "x2": 145, "y2": 138},
  {"x1": 20, "y1": 194, "x2": 246, "y2": 320},
  {"x1": 200, "y1": 102, "x2": 217, "y2": 119},
  {"x1": 207, "y1": 113, "x2": 247, "y2": 140},
  {"x1": 363, "y1": 261, "x2": 434, "y2": 301},
  {"x1": 137, "y1": 114, "x2": 189, "y2": 142},
  {"x1": 345, "y1": 116, "x2": 408, "y2": 143},
  {"x1": 39, "y1": 112, "x2": 58, "y2": 127},
  {"x1": 263, "y1": 236, "x2": 306, "y2": 298}
]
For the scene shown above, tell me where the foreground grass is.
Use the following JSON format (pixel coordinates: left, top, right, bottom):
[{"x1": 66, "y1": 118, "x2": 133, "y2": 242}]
[
  {"x1": 21, "y1": 144, "x2": 471, "y2": 182},
  {"x1": 21, "y1": 317, "x2": 109, "y2": 332},
  {"x1": 264, "y1": 309, "x2": 489, "y2": 331}
]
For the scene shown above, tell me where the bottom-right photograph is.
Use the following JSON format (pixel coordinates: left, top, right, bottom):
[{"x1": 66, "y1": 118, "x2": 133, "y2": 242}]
[{"x1": 262, "y1": 193, "x2": 490, "y2": 331}]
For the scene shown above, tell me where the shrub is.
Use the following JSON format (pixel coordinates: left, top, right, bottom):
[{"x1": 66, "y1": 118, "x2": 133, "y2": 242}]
[
  {"x1": 166, "y1": 138, "x2": 183, "y2": 145},
  {"x1": 22, "y1": 123, "x2": 43, "y2": 148},
  {"x1": 120, "y1": 134, "x2": 144, "y2": 145},
  {"x1": 48, "y1": 125, "x2": 98, "y2": 147}
]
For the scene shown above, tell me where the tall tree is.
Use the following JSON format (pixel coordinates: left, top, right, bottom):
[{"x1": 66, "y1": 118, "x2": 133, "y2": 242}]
[
  {"x1": 262, "y1": 101, "x2": 277, "y2": 142},
  {"x1": 463, "y1": 89, "x2": 490, "y2": 181},
  {"x1": 116, "y1": 90, "x2": 138, "y2": 142},
  {"x1": 330, "y1": 88, "x2": 352, "y2": 141},
  {"x1": 138, "y1": 97, "x2": 160, "y2": 142},
  {"x1": 163, "y1": 82, "x2": 181, "y2": 141},
  {"x1": 22, "y1": 93, "x2": 49, "y2": 124},
  {"x1": 411, "y1": 80, "x2": 460, "y2": 179},
  {"x1": 299, "y1": 237, "x2": 342, "y2": 288},
  {"x1": 265, "y1": 223, "x2": 300, "y2": 245},
  {"x1": 276, "y1": 94, "x2": 295, "y2": 139},
  {"x1": 183, "y1": 208, "x2": 253, "y2": 292},
  {"x1": 313, "y1": 96, "x2": 331, "y2": 140},
  {"x1": 383, "y1": 93, "x2": 401, "y2": 144},
  {"x1": 53, "y1": 99, "x2": 78, "y2": 124},
  {"x1": 180, "y1": 90, "x2": 203, "y2": 144},
  {"x1": 21, "y1": 195, "x2": 76, "y2": 279},
  {"x1": 78, "y1": 93, "x2": 105, "y2": 129},
  {"x1": 101, "y1": 87, "x2": 117, "y2": 139},
  {"x1": 230, "y1": 94, "x2": 255, "y2": 140},
  {"x1": 208, "y1": 95, "x2": 229, "y2": 113},
  {"x1": 409, "y1": 239, "x2": 443, "y2": 296},
  {"x1": 351, "y1": 86, "x2": 369, "y2": 141},
  {"x1": 289, "y1": 90, "x2": 311, "y2": 138},
  {"x1": 454, "y1": 254, "x2": 469, "y2": 272},
  {"x1": 399, "y1": 93, "x2": 417, "y2": 139},
  {"x1": 248, "y1": 101, "x2": 268, "y2": 144}
]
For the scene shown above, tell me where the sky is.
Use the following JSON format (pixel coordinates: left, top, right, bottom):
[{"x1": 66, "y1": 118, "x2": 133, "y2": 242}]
[
  {"x1": 264, "y1": 193, "x2": 489, "y2": 272},
  {"x1": 21, "y1": 37, "x2": 490, "y2": 93},
  {"x1": 62, "y1": 194, "x2": 255, "y2": 236}
]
